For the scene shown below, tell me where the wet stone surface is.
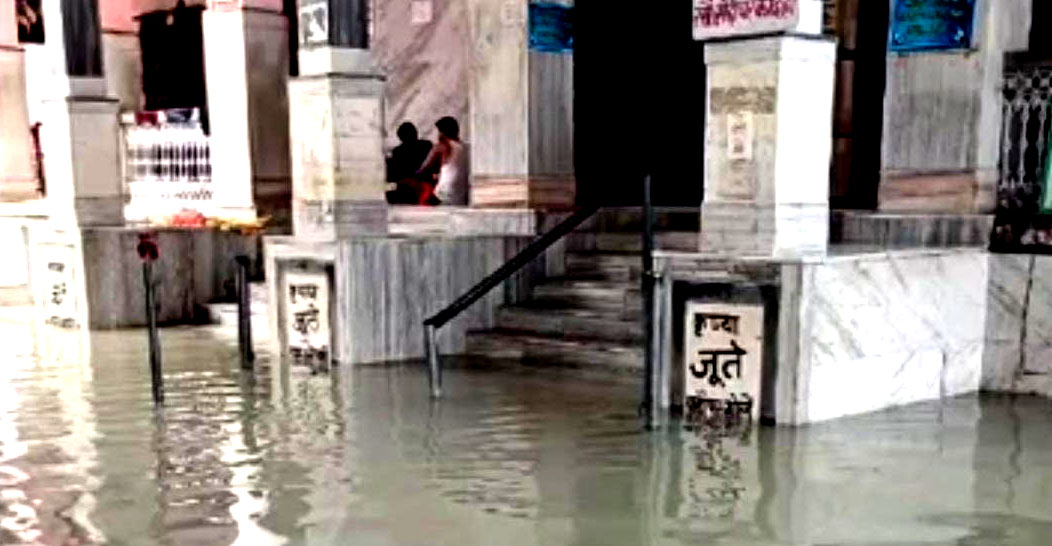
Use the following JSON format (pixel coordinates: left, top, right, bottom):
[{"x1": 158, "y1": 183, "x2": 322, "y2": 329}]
[{"x1": 1, "y1": 324, "x2": 1051, "y2": 545}]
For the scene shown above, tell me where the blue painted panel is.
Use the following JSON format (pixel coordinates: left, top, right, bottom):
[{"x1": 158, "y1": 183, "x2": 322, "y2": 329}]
[
  {"x1": 890, "y1": 0, "x2": 976, "y2": 52},
  {"x1": 529, "y1": 3, "x2": 574, "y2": 53}
]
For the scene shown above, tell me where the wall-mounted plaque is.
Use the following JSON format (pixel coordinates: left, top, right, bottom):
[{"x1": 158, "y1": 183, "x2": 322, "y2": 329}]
[
  {"x1": 684, "y1": 302, "x2": 764, "y2": 422},
  {"x1": 529, "y1": 3, "x2": 574, "y2": 53},
  {"x1": 889, "y1": 0, "x2": 976, "y2": 52}
]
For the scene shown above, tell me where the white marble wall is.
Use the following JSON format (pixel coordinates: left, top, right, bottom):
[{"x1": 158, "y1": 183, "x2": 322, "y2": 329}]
[
  {"x1": 373, "y1": 0, "x2": 470, "y2": 147},
  {"x1": 778, "y1": 248, "x2": 990, "y2": 424},
  {"x1": 982, "y1": 254, "x2": 1052, "y2": 398}
]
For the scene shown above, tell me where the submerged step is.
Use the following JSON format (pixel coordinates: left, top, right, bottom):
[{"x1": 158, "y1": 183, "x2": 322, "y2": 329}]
[
  {"x1": 496, "y1": 305, "x2": 644, "y2": 343},
  {"x1": 464, "y1": 330, "x2": 643, "y2": 375},
  {"x1": 530, "y1": 279, "x2": 642, "y2": 315}
]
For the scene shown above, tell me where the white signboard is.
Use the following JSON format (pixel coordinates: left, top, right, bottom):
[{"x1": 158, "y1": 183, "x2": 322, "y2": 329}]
[
  {"x1": 692, "y1": 0, "x2": 800, "y2": 41},
  {"x1": 684, "y1": 302, "x2": 764, "y2": 422},
  {"x1": 285, "y1": 271, "x2": 331, "y2": 369},
  {"x1": 39, "y1": 244, "x2": 79, "y2": 329}
]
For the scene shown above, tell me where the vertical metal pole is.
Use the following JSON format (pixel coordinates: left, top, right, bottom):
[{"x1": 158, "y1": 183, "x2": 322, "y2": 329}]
[
  {"x1": 642, "y1": 175, "x2": 659, "y2": 429},
  {"x1": 235, "y1": 256, "x2": 255, "y2": 370},
  {"x1": 424, "y1": 324, "x2": 442, "y2": 398},
  {"x1": 143, "y1": 261, "x2": 164, "y2": 404}
]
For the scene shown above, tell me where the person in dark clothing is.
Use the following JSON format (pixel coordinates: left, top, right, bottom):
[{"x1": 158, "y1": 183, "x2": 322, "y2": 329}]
[{"x1": 386, "y1": 122, "x2": 435, "y2": 204}]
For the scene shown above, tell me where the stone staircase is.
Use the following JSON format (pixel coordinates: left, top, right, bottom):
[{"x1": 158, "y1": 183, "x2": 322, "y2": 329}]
[{"x1": 464, "y1": 208, "x2": 698, "y2": 376}]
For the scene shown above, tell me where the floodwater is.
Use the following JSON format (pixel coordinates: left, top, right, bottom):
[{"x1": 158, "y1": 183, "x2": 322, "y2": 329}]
[{"x1": 1, "y1": 324, "x2": 1052, "y2": 546}]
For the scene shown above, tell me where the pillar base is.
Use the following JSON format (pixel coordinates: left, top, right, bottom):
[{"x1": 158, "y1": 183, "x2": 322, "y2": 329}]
[
  {"x1": 293, "y1": 199, "x2": 389, "y2": 240},
  {"x1": 471, "y1": 175, "x2": 576, "y2": 210},
  {"x1": 699, "y1": 201, "x2": 828, "y2": 258},
  {"x1": 878, "y1": 170, "x2": 996, "y2": 214},
  {"x1": 700, "y1": 35, "x2": 835, "y2": 258}
]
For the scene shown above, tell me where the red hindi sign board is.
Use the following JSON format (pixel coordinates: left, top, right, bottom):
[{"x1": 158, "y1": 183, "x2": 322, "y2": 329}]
[{"x1": 692, "y1": 0, "x2": 800, "y2": 41}]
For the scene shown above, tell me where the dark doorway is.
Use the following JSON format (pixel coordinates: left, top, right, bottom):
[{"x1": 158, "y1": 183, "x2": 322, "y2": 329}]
[
  {"x1": 574, "y1": 0, "x2": 706, "y2": 207},
  {"x1": 829, "y1": 0, "x2": 889, "y2": 209},
  {"x1": 138, "y1": 3, "x2": 207, "y2": 112}
]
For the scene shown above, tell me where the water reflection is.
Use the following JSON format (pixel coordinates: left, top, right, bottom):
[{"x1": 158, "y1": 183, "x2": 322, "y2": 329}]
[{"x1": 0, "y1": 324, "x2": 1051, "y2": 545}]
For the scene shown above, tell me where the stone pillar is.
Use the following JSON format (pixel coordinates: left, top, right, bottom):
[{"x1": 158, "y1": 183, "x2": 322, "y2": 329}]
[
  {"x1": 98, "y1": 0, "x2": 142, "y2": 112},
  {"x1": 288, "y1": 0, "x2": 388, "y2": 238},
  {"x1": 202, "y1": 0, "x2": 291, "y2": 223},
  {"x1": 0, "y1": 0, "x2": 40, "y2": 201},
  {"x1": 698, "y1": 2, "x2": 834, "y2": 257},
  {"x1": 34, "y1": 0, "x2": 124, "y2": 226},
  {"x1": 467, "y1": 0, "x2": 575, "y2": 209}
]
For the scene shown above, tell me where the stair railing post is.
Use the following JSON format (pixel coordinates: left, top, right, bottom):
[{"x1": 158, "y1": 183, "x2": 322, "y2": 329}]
[
  {"x1": 424, "y1": 323, "x2": 442, "y2": 398},
  {"x1": 642, "y1": 174, "x2": 659, "y2": 429},
  {"x1": 235, "y1": 255, "x2": 255, "y2": 370},
  {"x1": 137, "y1": 233, "x2": 163, "y2": 405}
]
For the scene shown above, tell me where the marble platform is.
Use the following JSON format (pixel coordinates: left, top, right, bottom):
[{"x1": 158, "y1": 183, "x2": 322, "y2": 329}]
[
  {"x1": 654, "y1": 246, "x2": 992, "y2": 425},
  {"x1": 387, "y1": 207, "x2": 543, "y2": 236},
  {"x1": 264, "y1": 233, "x2": 548, "y2": 364},
  {"x1": 79, "y1": 228, "x2": 261, "y2": 328},
  {"x1": 23, "y1": 225, "x2": 260, "y2": 330}
]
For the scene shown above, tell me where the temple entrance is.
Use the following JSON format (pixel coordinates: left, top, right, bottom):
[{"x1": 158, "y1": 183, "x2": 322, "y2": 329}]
[
  {"x1": 574, "y1": 0, "x2": 706, "y2": 207},
  {"x1": 829, "y1": 0, "x2": 890, "y2": 210}
]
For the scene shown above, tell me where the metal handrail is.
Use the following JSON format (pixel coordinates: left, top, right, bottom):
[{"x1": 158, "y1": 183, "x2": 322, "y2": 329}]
[{"x1": 422, "y1": 203, "x2": 602, "y2": 397}]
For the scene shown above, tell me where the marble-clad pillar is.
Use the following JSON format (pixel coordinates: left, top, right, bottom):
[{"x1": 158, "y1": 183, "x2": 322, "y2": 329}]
[
  {"x1": 0, "y1": 0, "x2": 39, "y2": 201},
  {"x1": 98, "y1": 0, "x2": 142, "y2": 112},
  {"x1": 698, "y1": 0, "x2": 834, "y2": 257},
  {"x1": 35, "y1": 0, "x2": 124, "y2": 226},
  {"x1": 289, "y1": 0, "x2": 388, "y2": 238},
  {"x1": 202, "y1": 0, "x2": 291, "y2": 223},
  {"x1": 468, "y1": 0, "x2": 575, "y2": 209}
]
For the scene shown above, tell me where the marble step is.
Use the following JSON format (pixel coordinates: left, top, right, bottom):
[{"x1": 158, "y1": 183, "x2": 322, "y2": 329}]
[
  {"x1": 830, "y1": 210, "x2": 993, "y2": 248},
  {"x1": 575, "y1": 207, "x2": 700, "y2": 233},
  {"x1": 565, "y1": 252, "x2": 644, "y2": 281},
  {"x1": 530, "y1": 279, "x2": 642, "y2": 314},
  {"x1": 464, "y1": 329, "x2": 644, "y2": 376},
  {"x1": 496, "y1": 305, "x2": 644, "y2": 343},
  {"x1": 565, "y1": 231, "x2": 698, "y2": 253},
  {"x1": 205, "y1": 282, "x2": 269, "y2": 327}
]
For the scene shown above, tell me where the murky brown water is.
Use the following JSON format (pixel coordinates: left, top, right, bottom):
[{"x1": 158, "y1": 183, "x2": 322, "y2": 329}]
[{"x1": 1, "y1": 323, "x2": 1052, "y2": 545}]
